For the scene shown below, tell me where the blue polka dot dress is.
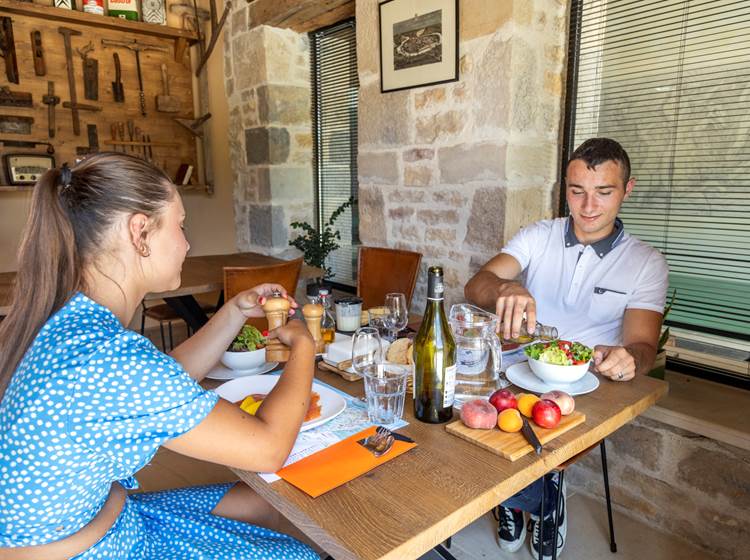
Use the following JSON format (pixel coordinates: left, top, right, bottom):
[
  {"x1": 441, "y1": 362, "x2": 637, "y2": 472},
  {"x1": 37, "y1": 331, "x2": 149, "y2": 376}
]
[{"x1": 0, "y1": 293, "x2": 318, "y2": 559}]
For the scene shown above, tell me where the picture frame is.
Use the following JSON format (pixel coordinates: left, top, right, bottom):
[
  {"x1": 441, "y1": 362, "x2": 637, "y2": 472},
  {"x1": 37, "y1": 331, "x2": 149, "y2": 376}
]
[{"x1": 379, "y1": 0, "x2": 459, "y2": 93}]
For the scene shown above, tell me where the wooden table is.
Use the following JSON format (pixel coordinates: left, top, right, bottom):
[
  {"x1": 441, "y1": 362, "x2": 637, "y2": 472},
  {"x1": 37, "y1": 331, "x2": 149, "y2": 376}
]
[
  {"x1": 0, "y1": 252, "x2": 323, "y2": 327},
  {"x1": 230, "y1": 366, "x2": 668, "y2": 560}
]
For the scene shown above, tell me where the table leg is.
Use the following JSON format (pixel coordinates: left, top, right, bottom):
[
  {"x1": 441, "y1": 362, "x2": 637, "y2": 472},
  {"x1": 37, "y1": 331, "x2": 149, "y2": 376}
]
[{"x1": 163, "y1": 295, "x2": 209, "y2": 332}]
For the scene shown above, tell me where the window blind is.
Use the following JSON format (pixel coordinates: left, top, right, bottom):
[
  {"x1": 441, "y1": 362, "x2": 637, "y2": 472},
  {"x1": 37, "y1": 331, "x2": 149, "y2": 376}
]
[
  {"x1": 310, "y1": 20, "x2": 359, "y2": 286},
  {"x1": 565, "y1": 0, "x2": 750, "y2": 340}
]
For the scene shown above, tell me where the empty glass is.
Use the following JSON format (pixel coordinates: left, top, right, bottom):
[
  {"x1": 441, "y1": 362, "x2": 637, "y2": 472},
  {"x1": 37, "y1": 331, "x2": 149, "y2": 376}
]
[
  {"x1": 383, "y1": 293, "x2": 408, "y2": 341},
  {"x1": 362, "y1": 363, "x2": 409, "y2": 425},
  {"x1": 351, "y1": 327, "x2": 383, "y2": 377}
]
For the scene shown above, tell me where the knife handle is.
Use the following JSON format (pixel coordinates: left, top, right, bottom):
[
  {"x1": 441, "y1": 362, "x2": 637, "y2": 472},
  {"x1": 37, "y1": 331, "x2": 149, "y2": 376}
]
[{"x1": 521, "y1": 417, "x2": 543, "y2": 455}]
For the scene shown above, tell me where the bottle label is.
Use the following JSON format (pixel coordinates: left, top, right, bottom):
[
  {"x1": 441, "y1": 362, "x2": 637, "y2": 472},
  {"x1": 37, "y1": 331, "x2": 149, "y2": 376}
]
[{"x1": 443, "y1": 364, "x2": 456, "y2": 406}]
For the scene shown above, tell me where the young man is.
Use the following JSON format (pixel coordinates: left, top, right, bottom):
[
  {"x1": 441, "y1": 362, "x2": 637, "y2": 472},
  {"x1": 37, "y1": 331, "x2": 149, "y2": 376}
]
[{"x1": 464, "y1": 137, "x2": 669, "y2": 559}]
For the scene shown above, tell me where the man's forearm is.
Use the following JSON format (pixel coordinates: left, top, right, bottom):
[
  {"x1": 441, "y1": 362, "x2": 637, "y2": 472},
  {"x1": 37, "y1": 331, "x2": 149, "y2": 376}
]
[
  {"x1": 626, "y1": 342, "x2": 658, "y2": 376},
  {"x1": 465, "y1": 270, "x2": 518, "y2": 310}
]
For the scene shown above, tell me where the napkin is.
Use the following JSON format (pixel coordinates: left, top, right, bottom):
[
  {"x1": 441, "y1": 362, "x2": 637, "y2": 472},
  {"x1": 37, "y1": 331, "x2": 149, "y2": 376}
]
[
  {"x1": 325, "y1": 334, "x2": 354, "y2": 364},
  {"x1": 276, "y1": 426, "x2": 417, "y2": 497}
]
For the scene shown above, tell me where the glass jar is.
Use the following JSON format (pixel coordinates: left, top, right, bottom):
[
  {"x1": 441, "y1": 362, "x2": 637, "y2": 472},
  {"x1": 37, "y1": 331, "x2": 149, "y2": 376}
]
[{"x1": 334, "y1": 296, "x2": 363, "y2": 333}]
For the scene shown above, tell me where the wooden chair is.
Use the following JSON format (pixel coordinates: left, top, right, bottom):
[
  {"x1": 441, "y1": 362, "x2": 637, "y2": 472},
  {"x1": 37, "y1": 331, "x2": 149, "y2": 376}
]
[
  {"x1": 223, "y1": 257, "x2": 303, "y2": 331},
  {"x1": 356, "y1": 247, "x2": 422, "y2": 309}
]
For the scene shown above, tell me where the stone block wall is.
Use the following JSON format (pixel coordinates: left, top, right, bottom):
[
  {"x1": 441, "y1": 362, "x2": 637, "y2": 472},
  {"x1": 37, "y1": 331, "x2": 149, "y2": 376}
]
[
  {"x1": 356, "y1": 0, "x2": 568, "y2": 308},
  {"x1": 223, "y1": 9, "x2": 314, "y2": 255},
  {"x1": 567, "y1": 416, "x2": 749, "y2": 560}
]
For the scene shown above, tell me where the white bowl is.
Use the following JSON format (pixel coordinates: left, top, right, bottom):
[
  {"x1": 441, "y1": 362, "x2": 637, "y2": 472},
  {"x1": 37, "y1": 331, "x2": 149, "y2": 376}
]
[
  {"x1": 221, "y1": 347, "x2": 267, "y2": 372},
  {"x1": 527, "y1": 357, "x2": 590, "y2": 385}
]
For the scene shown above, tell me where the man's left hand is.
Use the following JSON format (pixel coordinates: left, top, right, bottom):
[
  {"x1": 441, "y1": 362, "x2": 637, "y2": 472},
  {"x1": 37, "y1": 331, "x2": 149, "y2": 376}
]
[{"x1": 593, "y1": 345, "x2": 636, "y2": 382}]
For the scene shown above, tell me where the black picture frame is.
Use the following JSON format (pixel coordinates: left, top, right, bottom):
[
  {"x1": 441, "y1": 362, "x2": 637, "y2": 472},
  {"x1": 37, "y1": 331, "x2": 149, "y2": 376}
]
[{"x1": 379, "y1": 0, "x2": 459, "y2": 93}]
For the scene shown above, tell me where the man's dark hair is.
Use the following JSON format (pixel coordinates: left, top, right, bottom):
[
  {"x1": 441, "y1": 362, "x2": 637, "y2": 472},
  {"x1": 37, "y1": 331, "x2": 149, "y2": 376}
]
[{"x1": 568, "y1": 137, "x2": 631, "y2": 183}]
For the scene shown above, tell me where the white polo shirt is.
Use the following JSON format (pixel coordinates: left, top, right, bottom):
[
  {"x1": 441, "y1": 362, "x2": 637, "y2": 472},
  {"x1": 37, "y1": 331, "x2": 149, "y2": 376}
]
[{"x1": 501, "y1": 218, "x2": 669, "y2": 348}]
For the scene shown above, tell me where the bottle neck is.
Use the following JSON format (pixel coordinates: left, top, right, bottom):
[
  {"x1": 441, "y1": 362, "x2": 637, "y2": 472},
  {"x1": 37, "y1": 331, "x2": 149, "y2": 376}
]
[{"x1": 426, "y1": 273, "x2": 445, "y2": 302}]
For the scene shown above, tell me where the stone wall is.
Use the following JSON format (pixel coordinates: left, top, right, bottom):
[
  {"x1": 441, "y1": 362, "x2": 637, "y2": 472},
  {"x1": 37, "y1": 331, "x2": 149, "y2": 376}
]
[
  {"x1": 356, "y1": 0, "x2": 568, "y2": 308},
  {"x1": 568, "y1": 416, "x2": 749, "y2": 560},
  {"x1": 223, "y1": 8, "x2": 314, "y2": 255}
]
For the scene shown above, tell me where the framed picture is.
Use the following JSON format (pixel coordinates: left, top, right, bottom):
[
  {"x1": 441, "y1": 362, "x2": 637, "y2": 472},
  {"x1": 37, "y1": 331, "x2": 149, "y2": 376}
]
[{"x1": 379, "y1": 0, "x2": 459, "y2": 93}]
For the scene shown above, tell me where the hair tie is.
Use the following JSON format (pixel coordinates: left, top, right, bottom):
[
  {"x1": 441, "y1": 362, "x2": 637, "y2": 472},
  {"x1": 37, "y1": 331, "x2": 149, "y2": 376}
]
[{"x1": 59, "y1": 164, "x2": 73, "y2": 192}]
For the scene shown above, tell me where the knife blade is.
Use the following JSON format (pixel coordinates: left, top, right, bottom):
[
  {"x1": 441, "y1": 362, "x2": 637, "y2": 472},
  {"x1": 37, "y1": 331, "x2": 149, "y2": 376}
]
[{"x1": 521, "y1": 416, "x2": 543, "y2": 455}]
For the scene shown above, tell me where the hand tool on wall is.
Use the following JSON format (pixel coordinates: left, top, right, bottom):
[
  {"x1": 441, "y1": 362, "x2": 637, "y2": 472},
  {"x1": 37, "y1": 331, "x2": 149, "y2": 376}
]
[
  {"x1": 111, "y1": 53, "x2": 124, "y2": 103},
  {"x1": 101, "y1": 39, "x2": 169, "y2": 118},
  {"x1": 76, "y1": 124, "x2": 99, "y2": 155},
  {"x1": 76, "y1": 41, "x2": 99, "y2": 102},
  {"x1": 117, "y1": 121, "x2": 125, "y2": 152},
  {"x1": 146, "y1": 134, "x2": 154, "y2": 163},
  {"x1": 30, "y1": 30, "x2": 45, "y2": 76},
  {"x1": 0, "y1": 115, "x2": 34, "y2": 135},
  {"x1": 0, "y1": 138, "x2": 54, "y2": 154},
  {"x1": 126, "y1": 119, "x2": 134, "y2": 153},
  {"x1": 110, "y1": 122, "x2": 118, "y2": 152},
  {"x1": 41, "y1": 81, "x2": 60, "y2": 138},
  {"x1": 174, "y1": 113, "x2": 211, "y2": 138},
  {"x1": 59, "y1": 27, "x2": 101, "y2": 136},
  {"x1": 0, "y1": 17, "x2": 19, "y2": 84},
  {"x1": 0, "y1": 87, "x2": 32, "y2": 108},
  {"x1": 155, "y1": 64, "x2": 179, "y2": 113},
  {"x1": 134, "y1": 125, "x2": 144, "y2": 158},
  {"x1": 194, "y1": 0, "x2": 232, "y2": 77}
]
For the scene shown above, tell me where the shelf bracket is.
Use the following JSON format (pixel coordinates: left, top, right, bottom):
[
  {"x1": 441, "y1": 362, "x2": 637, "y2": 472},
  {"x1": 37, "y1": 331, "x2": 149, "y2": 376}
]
[{"x1": 194, "y1": 0, "x2": 232, "y2": 77}]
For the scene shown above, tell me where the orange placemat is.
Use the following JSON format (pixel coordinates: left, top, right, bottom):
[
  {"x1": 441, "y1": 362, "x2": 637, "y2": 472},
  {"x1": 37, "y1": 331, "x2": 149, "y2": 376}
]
[{"x1": 276, "y1": 426, "x2": 417, "y2": 497}]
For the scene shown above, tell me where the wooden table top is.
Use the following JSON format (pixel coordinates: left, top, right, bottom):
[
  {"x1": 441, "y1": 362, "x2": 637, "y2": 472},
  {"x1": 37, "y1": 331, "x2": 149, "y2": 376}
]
[
  {"x1": 230, "y1": 365, "x2": 668, "y2": 560},
  {"x1": 0, "y1": 252, "x2": 323, "y2": 314}
]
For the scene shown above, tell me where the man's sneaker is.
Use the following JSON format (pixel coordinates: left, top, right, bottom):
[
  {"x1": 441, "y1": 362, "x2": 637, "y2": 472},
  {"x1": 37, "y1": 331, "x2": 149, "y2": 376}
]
[
  {"x1": 528, "y1": 478, "x2": 567, "y2": 560},
  {"x1": 495, "y1": 505, "x2": 526, "y2": 552}
]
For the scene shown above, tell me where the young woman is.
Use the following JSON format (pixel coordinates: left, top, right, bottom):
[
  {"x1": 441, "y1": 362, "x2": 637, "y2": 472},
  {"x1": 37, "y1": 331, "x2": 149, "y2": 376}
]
[{"x1": 0, "y1": 153, "x2": 319, "y2": 559}]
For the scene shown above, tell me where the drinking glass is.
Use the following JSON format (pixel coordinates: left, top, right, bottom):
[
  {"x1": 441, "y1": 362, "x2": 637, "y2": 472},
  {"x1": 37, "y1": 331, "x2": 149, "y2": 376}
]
[
  {"x1": 351, "y1": 327, "x2": 383, "y2": 377},
  {"x1": 362, "y1": 363, "x2": 408, "y2": 424},
  {"x1": 383, "y1": 293, "x2": 408, "y2": 341}
]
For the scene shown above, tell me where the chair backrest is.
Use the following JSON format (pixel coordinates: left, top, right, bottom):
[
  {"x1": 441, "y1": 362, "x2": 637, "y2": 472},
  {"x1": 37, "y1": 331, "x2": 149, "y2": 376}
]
[
  {"x1": 224, "y1": 257, "x2": 303, "y2": 330},
  {"x1": 357, "y1": 247, "x2": 422, "y2": 310}
]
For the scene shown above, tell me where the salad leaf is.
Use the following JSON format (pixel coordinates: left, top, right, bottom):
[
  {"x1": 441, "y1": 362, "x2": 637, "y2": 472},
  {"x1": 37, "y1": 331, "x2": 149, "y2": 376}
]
[{"x1": 230, "y1": 325, "x2": 266, "y2": 352}]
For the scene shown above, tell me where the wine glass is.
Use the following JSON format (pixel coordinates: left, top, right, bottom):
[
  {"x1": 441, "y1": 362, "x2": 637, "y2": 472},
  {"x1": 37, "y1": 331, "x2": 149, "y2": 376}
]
[
  {"x1": 384, "y1": 292, "x2": 408, "y2": 341},
  {"x1": 351, "y1": 327, "x2": 383, "y2": 377}
]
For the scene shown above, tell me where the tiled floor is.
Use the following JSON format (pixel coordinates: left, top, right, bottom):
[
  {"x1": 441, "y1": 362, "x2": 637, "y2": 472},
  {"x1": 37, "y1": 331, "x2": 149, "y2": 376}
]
[{"x1": 139, "y1": 325, "x2": 717, "y2": 560}]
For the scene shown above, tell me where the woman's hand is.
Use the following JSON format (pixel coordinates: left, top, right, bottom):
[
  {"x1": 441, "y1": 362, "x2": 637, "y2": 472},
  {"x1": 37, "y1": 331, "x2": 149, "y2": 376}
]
[
  {"x1": 266, "y1": 319, "x2": 314, "y2": 349},
  {"x1": 232, "y1": 283, "x2": 299, "y2": 319}
]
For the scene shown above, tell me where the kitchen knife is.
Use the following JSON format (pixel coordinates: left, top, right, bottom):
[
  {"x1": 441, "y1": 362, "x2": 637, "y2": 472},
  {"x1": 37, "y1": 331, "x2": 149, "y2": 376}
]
[{"x1": 521, "y1": 416, "x2": 543, "y2": 455}]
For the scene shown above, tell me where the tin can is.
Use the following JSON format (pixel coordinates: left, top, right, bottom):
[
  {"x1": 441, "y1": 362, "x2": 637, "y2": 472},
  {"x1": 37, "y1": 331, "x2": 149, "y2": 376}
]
[{"x1": 82, "y1": 0, "x2": 105, "y2": 15}]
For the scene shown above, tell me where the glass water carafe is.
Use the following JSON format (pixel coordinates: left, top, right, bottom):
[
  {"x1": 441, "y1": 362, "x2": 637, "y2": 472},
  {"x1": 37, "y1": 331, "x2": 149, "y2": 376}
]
[{"x1": 448, "y1": 303, "x2": 507, "y2": 409}]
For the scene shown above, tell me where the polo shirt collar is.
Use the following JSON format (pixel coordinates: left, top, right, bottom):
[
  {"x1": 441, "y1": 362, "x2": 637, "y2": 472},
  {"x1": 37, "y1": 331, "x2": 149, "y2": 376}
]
[{"x1": 564, "y1": 217, "x2": 625, "y2": 258}]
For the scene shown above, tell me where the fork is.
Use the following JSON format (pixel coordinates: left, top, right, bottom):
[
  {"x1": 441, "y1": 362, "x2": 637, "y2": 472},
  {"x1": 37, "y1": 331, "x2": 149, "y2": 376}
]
[{"x1": 361, "y1": 431, "x2": 395, "y2": 458}]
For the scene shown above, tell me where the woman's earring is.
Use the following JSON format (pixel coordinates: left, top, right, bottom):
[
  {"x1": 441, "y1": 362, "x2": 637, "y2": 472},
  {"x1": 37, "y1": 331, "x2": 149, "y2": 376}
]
[{"x1": 138, "y1": 243, "x2": 151, "y2": 257}]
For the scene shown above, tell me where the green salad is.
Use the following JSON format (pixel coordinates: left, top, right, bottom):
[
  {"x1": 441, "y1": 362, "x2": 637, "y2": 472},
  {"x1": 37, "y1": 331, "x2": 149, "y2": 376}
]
[
  {"x1": 524, "y1": 339, "x2": 593, "y2": 366},
  {"x1": 229, "y1": 325, "x2": 266, "y2": 352}
]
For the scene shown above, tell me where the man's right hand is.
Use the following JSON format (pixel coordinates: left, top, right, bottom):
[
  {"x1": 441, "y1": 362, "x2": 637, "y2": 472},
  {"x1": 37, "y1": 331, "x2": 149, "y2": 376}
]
[{"x1": 494, "y1": 281, "x2": 537, "y2": 340}]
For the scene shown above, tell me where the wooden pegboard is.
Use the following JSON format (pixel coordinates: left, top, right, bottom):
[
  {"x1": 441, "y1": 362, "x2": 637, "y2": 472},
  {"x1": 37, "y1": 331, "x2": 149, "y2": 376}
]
[{"x1": 0, "y1": 4, "x2": 200, "y2": 186}]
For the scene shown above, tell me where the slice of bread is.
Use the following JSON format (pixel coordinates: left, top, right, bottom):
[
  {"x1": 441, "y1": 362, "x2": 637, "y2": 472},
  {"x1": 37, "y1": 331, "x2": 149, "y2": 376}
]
[{"x1": 386, "y1": 338, "x2": 412, "y2": 365}]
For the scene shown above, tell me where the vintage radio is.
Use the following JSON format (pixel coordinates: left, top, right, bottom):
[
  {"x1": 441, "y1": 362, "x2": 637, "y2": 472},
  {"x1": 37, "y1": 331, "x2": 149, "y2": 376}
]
[{"x1": 3, "y1": 154, "x2": 55, "y2": 185}]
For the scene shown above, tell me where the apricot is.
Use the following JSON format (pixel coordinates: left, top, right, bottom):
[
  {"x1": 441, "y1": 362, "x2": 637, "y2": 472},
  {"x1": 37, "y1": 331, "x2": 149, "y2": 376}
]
[
  {"x1": 497, "y1": 408, "x2": 523, "y2": 433},
  {"x1": 517, "y1": 393, "x2": 540, "y2": 417}
]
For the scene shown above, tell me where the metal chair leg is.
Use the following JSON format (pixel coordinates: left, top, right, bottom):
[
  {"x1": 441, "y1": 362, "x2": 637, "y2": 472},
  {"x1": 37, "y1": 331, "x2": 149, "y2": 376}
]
[
  {"x1": 538, "y1": 473, "x2": 546, "y2": 560},
  {"x1": 167, "y1": 321, "x2": 174, "y2": 351},
  {"x1": 158, "y1": 322, "x2": 167, "y2": 352},
  {"x1": 445, "y1": 536, "x2": 451, "y2": 548},
  {"x1": 434, "y1": 543, "x2": 459, "y2": 560},
  {"x1": 552, "y1": 471, "x2": 565, "y2": 560},
  {"x1": 600, "y1": 440, "x2": 617, "y2": 553}
]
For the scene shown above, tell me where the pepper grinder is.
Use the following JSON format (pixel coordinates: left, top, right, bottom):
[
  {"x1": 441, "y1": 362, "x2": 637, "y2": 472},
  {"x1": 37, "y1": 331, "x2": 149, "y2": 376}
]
[
  {"x1": 302, "y1": 303, "x2": 325, "y2": 354},
  {"x1": 262, "y1": 292, "x2": 291, "y2": 362}
]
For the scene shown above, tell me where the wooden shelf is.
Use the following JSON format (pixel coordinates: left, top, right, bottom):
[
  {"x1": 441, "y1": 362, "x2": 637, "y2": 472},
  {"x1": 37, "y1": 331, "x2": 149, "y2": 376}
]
[{"x1": 0, "y1": 0, "x2": 199, "y2": 44}]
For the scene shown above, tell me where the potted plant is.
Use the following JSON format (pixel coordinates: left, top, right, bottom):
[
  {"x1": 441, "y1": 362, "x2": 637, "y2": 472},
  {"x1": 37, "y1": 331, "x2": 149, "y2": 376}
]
[
  {"x1": 289, "y1": 196, "x2": 355, "y2": 290},
  {"x1": 649, "y1": 288, "x2": 676, "y2": 379}
]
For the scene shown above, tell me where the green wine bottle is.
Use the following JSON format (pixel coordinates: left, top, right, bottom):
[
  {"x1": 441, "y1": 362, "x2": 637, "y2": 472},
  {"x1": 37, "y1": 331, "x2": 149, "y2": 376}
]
[{"x1": 413, "y1": 266, "x2": 457, "y2": 423}]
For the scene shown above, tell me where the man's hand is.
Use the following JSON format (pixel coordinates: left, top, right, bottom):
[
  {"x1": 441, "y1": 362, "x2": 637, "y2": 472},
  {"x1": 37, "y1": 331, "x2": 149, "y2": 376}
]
[
  {"x1": 495, "y1": 282, "x2": 537, "y2": 340},
  {"x1": 232, "y1": 283, "x2": 299, "y2": 319},
  {"x1": 593, "y1": 345, "x2": 636, "y2": 382}
]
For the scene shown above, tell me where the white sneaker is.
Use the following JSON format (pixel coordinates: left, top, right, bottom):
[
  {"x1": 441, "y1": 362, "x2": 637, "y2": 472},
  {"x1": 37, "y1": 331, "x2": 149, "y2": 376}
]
[{"x1": 495, "y1": 505, "x2": 526, "y2": 552}]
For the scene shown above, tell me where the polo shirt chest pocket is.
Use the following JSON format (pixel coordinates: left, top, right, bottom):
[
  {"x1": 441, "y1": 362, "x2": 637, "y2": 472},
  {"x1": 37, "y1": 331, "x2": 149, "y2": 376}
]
[{"x1": 588, "y1": 287, "x2": 629, "y2": 323}]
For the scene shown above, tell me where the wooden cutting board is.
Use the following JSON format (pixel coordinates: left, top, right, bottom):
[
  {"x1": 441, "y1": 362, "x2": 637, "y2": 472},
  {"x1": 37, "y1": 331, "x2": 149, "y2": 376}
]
[{"x1": 445, "y1": 410, "x2": 586, "y2": 461}]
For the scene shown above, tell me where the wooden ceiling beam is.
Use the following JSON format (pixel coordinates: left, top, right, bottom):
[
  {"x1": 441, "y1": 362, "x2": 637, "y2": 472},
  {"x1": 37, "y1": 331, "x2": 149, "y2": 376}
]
[{"x1": 248, "y1": 0, "x2": 354, "y2": 33}]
